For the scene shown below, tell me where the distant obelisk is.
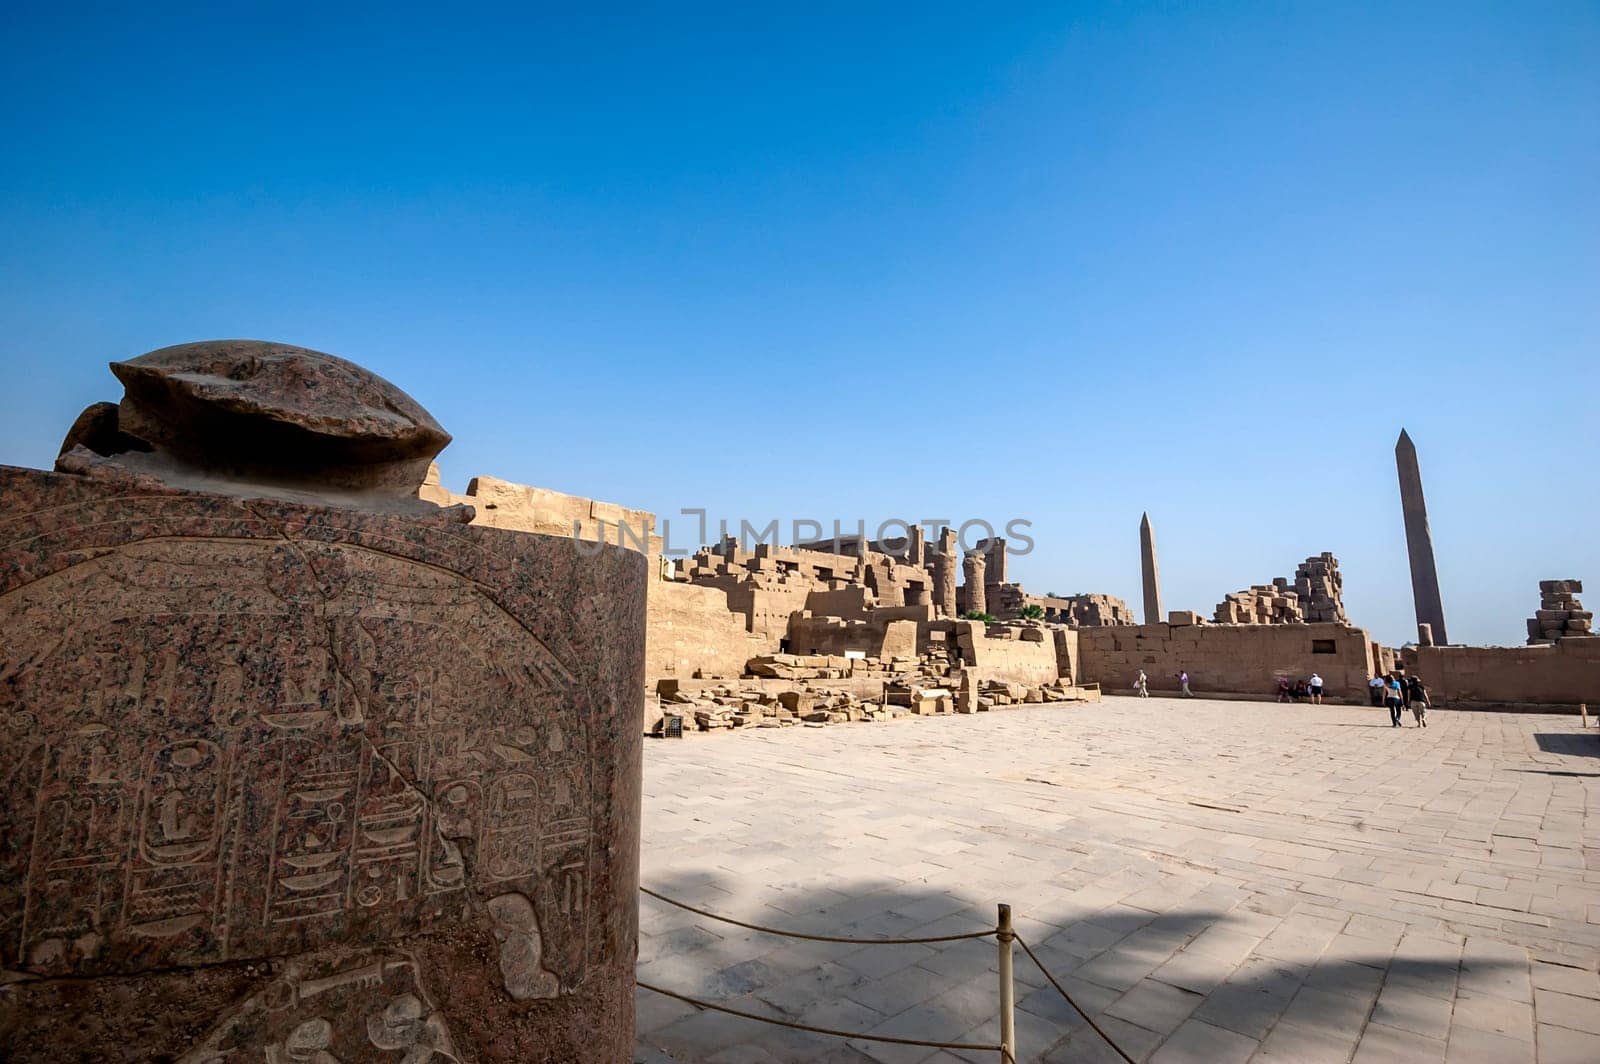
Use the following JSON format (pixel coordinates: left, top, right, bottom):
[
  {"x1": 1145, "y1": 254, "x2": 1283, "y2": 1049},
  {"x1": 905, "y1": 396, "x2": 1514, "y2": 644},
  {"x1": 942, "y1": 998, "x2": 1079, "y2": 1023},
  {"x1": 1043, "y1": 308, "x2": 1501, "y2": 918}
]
[
  {"x1": 1395, "y1": 429, "x2": 1449, "y2": 645},
  {"x1": 1140, "y1": 512, "x2": 1163, "y2": 626}
]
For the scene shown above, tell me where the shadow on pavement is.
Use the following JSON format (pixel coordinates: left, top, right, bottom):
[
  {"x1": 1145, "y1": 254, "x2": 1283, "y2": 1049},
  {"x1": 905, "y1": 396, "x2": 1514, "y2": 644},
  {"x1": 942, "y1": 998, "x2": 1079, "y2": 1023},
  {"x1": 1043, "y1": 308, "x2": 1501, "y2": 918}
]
[
  {"x1": 1533, "y1": 733, "x2": 1600, "y2": 757},
  {"x1": 632, "y1": 871, "x2": 1499, "y2": 1063}
]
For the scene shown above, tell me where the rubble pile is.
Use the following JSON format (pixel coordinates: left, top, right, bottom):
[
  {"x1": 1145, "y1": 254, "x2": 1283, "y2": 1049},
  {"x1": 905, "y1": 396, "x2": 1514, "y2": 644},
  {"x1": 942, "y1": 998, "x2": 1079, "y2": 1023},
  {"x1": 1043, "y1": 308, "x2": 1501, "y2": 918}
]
[
  {"x1": 1527, "y1": 580, "x2": 1595, "y2": 644},
  {"x1": 1064, "y1": 594, "x2": 1135, "y2": 626},
  {"x1": 1213, "y1": 553, "x2": 1348, "y2": 625},
  {"x1": 1214, "y1": 585, "x2": 1305, "y2": 624},
  {"x1": 650, "y1": 644, "x2": 1094, "y2": 735},
  {"x1": 1292, "y1": 553, "x2": 1348, "y2": 623},
  {"x1": 654, "y1": 682, "x2": 899, "y2": 730},
  {"x1": 746, "y1": 653, "x2": 906, "y2": 680}
]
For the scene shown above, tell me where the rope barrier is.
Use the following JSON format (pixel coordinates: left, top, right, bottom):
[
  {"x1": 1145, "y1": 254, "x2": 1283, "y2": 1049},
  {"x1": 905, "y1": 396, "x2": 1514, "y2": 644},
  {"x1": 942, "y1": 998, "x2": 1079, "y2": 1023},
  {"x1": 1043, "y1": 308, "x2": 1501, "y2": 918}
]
[
  {"x1": 636, "y1": 980, "x2": 1015, "y2": 1062},
  {"x1": 1014, "y1": 934, "x2": 1138, "y2": 1064},
  {"x1": 638, "y1": 885, "x2": 1134, "y2": 1063},
  {"x1": 641, "y1": 885, "x2": 997, "y2": 945}
]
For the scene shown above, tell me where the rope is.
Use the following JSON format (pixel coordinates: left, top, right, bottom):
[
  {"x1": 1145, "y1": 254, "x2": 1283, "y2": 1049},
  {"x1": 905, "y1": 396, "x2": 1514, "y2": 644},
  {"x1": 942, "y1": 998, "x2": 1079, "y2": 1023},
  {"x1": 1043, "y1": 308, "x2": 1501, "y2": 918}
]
[
  {"x1": 641, "y1": 886, "x2": 997, "y2": 945},
  {"x1": 637, "y1": 980, "x2": 1014, "y2": 1061},
  {"x1": 1015, "y1": 934, "x2": 1138, "y2": 1064}
]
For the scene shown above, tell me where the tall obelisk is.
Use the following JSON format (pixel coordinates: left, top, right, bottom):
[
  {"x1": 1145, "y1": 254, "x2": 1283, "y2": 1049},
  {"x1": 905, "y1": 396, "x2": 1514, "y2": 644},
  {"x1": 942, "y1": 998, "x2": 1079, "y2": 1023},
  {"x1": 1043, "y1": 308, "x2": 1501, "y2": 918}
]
[
  {"x1": 1140, "y1": 512, "x2": 1163, "y2": 625},
  {"x1": 1395, "y1": 429, "x2": 1449, "y2": 644}
]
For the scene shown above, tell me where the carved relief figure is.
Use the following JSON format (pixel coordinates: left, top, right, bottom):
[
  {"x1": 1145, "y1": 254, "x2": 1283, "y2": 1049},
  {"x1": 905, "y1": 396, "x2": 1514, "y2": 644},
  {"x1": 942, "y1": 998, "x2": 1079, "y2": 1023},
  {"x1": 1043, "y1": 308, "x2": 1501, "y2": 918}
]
[{"x1": 486, "y1": 891, "x2": 559, "y2": 1000}]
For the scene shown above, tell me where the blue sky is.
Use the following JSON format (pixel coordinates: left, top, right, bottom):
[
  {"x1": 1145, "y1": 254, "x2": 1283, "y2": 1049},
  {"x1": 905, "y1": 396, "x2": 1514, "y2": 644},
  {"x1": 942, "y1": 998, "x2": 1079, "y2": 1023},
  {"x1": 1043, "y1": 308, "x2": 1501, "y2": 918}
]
[{"x1": 1, "y1": 3, "x2": 1595, "y2": 647}]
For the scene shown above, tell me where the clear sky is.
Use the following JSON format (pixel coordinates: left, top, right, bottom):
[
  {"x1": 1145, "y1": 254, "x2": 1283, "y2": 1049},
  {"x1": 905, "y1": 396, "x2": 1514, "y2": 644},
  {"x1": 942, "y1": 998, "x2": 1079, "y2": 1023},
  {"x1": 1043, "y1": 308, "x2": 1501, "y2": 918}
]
[{"x1": 1, "y1": 4, "x2": 1595, "y2": 648}]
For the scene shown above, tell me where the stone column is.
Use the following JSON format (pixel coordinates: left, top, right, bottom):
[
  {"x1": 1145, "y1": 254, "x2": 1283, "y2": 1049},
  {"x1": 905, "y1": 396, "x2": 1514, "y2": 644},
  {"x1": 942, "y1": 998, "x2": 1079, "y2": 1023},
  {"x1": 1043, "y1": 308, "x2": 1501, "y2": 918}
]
[
  {"x1": 932, "y1": 526, "x2": 958, "y2": 617},
  {"x1": 1140, "y1": 512, "x2": 1163, "y2": 626},
  {"x1": 963, "y1": 550, "x2": 987, "y2": 616},
  {"x1": 983, "y1": 536, "x2": 1008, "y2": 585},
  {"x1": 1395, "y1": 429, "x2": 1449, "y2": 645}
]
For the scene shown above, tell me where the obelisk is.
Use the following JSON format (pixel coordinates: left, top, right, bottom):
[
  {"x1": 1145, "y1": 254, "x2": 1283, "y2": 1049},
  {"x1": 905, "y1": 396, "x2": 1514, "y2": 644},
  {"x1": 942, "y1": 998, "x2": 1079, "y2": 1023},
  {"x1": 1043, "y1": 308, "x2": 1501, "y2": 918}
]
[
  {"x1": 1140, "y1": 512, "x2": 1163, "y2": 625},
  {"x1": 1395, "y1": 429, "x2": 1449, "y2": 644}
]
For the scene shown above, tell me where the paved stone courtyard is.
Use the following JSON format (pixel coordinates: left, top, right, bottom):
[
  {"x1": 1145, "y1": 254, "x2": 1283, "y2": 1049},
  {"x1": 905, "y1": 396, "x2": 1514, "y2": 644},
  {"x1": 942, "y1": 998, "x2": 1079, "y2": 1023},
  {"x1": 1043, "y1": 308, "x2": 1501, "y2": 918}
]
[{"x1": 632, "y1": 697, "x2": 1600, "y2": 1063}]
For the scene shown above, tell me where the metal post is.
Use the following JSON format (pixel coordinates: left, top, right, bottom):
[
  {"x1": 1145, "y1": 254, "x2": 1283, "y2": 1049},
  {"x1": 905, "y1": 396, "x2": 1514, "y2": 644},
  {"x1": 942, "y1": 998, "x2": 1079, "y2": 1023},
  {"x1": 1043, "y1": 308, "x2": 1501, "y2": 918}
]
[{"x1": 997, "y1": 903, "x2": 1015, "y2": 1062}]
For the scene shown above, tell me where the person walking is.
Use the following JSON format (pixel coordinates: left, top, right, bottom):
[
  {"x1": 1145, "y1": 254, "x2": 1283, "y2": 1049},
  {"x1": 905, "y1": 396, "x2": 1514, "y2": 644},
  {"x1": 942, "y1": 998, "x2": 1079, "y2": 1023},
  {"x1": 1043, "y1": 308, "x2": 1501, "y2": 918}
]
[
  {"x1": 1135, "y1": 669, "x2": 1149, "y2": 697},
  {"x1": 1276, "y1": 676, "x2": 1292, "y2": 702},
  {"x1": 1179, "y1": 670, "x2": 1192, "y2": 697},
  {"x1": 1368, "y1": 675, "x2": 1386, "y2": 707},
  {"x1": 1308, "y1": 672, "x2": 1324, "y2": 706},
  {"x1": 1399, "y1": 673, "x2": 1412, "y2": 712},
  {"x1": 1407, "y1": 674, "x2": 1429, "y2": 727},
  {"x1": 1385, "y1": 674, "x2": 1405, "y2": 727}
]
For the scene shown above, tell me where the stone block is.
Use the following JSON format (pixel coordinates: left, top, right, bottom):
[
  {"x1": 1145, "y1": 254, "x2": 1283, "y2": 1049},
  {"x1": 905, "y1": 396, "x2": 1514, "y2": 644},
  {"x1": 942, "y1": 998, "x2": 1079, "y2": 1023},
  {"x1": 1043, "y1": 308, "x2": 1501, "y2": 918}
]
[
  {"x1": 0, "y1": 343, "x2": 645, "y2": 1061},
  {"x1": 1168, "y1": 611, "x2": 1202, "y2": 626}
]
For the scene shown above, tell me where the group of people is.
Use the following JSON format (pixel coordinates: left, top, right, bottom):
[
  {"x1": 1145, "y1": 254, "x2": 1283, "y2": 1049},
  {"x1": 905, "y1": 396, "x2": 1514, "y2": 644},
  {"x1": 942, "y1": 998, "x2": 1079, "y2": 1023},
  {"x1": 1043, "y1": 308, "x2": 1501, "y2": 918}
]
[
  {"x1": 1131, "y1": 669, "x2": 1194, "y2": 697},
  {"x1": 1370, "y1": 671, "x2": 1429, "y2": 727},
  {"x1": 1275, "y1": 672, "x2": 1326, "y2": 704}
]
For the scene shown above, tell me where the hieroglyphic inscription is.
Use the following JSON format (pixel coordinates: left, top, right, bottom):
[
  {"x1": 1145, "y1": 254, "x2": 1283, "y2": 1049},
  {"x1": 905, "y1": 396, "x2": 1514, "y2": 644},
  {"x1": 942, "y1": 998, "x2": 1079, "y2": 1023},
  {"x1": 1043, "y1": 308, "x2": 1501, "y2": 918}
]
[
  {"x1": 179, "y1": 950, "x2": 462, "y2": 1063},
  {"x1": 1, "y1": 533, "x2": 596, "y2": 989}
]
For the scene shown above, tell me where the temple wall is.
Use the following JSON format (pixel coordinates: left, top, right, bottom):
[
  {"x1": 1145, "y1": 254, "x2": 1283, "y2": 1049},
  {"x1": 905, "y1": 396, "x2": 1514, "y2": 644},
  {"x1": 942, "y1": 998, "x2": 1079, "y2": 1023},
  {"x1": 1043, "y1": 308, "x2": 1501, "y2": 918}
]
[
  {"x1": 1405, "y1": 639, "x2": 1600, "y2": 707},
  {"x1": 1077, "y1": 622, "x2": 1374, "y2": 699},
  {"x1": 787, "y1": 616, "x2": 918, "y2": 659},
  {"x1": 730, "y1": 582, "x2": 814, "y2": 642},
  {"x1": 646, "y1": 580, "x2": 765, "y2": 681},
  {"x1": 963, "y1": 627, "x2": 1062, "y2": 685},
  {"x1": 805, "y1": 586, "x2": 875, "y2": 620},
  {"x1": 1053, "y1": 627, "x2": 1081, "y2": 682},
  {"x1": 420, "y1": 467, "x2": 656, "y2": 551}
]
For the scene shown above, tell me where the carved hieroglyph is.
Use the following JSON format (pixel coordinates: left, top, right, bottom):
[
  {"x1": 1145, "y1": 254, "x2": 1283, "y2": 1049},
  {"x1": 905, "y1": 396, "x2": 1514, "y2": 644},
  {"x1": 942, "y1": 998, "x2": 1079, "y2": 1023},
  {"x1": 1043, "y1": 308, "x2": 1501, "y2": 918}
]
[{"x1": 0, "y1": 467, "x2": 646, "y2": 1061}]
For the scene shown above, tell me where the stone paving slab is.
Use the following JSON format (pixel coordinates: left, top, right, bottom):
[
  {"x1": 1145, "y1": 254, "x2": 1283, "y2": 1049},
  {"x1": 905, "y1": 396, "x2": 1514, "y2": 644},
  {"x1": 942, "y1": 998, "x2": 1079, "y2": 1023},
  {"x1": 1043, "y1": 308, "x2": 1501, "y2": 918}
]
[{"x1": 634, "y1": 698, "x2": 1600, "y2": 1062}]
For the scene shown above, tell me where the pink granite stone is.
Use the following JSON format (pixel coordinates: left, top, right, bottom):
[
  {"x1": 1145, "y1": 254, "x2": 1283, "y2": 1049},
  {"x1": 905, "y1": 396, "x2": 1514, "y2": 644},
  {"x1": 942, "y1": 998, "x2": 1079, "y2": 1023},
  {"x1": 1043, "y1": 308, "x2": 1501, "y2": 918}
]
[{"x1": 0, "y1": 345, "x2": 644, "y2": 1062}]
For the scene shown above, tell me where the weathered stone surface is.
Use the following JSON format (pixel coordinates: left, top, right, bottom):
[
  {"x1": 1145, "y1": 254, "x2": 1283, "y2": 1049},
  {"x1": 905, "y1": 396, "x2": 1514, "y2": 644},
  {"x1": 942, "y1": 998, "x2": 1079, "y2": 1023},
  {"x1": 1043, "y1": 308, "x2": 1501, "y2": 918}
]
[
  {"x1": 1527, "y1": 579, "x2": 1596, "y2": 644},
  {"x1": 960, "y1": 550, "x2": 987, "y2": 617},
  {"x1": 0, "y1": 465, "x2": 645, "y2": 1061},
  {"x1": 58, "y1": 340, "x2": 452, "y2": 499}
]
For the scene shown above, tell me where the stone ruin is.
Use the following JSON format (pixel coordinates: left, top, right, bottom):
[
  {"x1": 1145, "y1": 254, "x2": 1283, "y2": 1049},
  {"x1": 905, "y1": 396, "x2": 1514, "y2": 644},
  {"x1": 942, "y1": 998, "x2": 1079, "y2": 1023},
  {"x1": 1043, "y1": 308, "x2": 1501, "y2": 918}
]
[
  {"x1": 650, "y1": 616, "x2": 1085, "y2": 735},
  {"x1": 641, "y1": 521, "x2": 1131, "y2": 732},
  {"x1": 1213, "y1": 553, "x2": 1347, "y2": 625},
  {"x1": 1527, "y1": 580, "x2": 1594, "y2": 644},
  {"x1": 672, "y1": 530, "x2": 1131, "y2": 636},
  {"x1": 1214, "y1": 584, "x2": 1306, "y2": 624},
  {"x1": 1048, "y1": 593, "x2": 1136, "y2": 627},
  {"x1": 1292, "y1": 554, "x2": 1348, "y2": 623},
  {"x1": 1, "y1": 341, "x2": 645, "y2": 1061}
]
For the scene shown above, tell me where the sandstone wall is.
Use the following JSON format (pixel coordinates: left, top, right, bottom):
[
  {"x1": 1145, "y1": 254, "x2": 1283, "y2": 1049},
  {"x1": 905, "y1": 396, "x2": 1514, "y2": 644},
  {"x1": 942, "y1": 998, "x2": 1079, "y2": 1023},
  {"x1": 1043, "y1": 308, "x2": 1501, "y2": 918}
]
[
  {"x1": 646, "y1": 580, "x2": 765, "y2": 681},
  {"x1": 728, "y1": 582, "x2": 814, "y2": 642},
  {"x1": 1053, "y1": 627, "x2": 1081, "y2": 682},
  {"x1": 421, "y1": 466, "x2": 656, "y2": 551},
  {"x1": 1077, "y1": 622, "x2": 1374, "y2": 699},
  {"x1": 966, "y1": 629, "x2": 1062, "y2": 685},
  {"x1": 1406, "y1": 639, "x2": 1600, "y2": 707},
  {"x1": 787, "y1": 615, "x2": 918, "y2": 659},
  {"x1": 805, "y1": 585, "x2": 875, "y2": 619}
]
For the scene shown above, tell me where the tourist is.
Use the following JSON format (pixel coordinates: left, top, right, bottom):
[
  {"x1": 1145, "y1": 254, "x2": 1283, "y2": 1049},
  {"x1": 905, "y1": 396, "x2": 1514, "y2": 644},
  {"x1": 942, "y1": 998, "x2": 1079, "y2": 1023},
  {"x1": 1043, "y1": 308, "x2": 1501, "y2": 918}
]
[
  {"x1": 1179, "y1": 669, "x2": 1192, "y2": 697},
  {"x1": 1368, "y1": 675, "x2": 1386, "y2": 707},
  {"x1": 1308, "y1": 672, "x2": 1324, "y2": 705},
  {"x1": 1385, "y1": 674, "x2": 1406, "y2": 726},
  {"x1": 1134, "y1": 669, "x2": 1149, "y2": 697},
  {"x1": 1407, "y1": 675, "x2": 1430, "y2": 727},
  {"x1": 1399, "y1": 673, "x2": 1412, "y2": 712},
  {"x1": 1292, "y1": 679, "x2": 1309, "y2": 702},
  {"x1": 1276, "y1": 676, "x2": 1292, "y2": 702}
]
